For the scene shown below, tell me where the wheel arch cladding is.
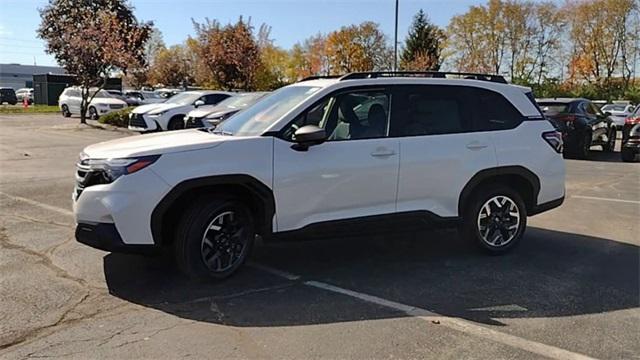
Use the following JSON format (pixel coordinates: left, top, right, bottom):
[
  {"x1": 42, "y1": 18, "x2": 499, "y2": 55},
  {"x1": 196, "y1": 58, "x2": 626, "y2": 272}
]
[
  {"x1": 150, "y1": 174, "x2": 275, "y2": 246},
  {"x1": 458, "y1": 166, "x2": 540, "y2": 216}
]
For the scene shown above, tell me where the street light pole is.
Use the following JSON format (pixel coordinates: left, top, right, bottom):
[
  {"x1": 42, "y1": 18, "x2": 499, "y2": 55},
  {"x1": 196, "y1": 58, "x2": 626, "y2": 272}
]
[{"x1": 394, "y1": 0, "x2": 399, "y2": 71}]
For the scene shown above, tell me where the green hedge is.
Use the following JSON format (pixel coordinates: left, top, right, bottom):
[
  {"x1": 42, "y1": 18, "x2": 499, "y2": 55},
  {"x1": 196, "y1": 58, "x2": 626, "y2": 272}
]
[{"x1": 98, "y1": 107, "x2": 133, "y2": 128}]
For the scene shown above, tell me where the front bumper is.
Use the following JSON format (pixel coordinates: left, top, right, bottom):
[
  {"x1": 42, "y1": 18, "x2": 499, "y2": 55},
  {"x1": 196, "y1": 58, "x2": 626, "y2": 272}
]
[
  {"x1": 76, "y1": 223, "x2": 157, "y2": 253},
  {"x1": 128, "y1": 113, "x2": 159, "y2": 132}
]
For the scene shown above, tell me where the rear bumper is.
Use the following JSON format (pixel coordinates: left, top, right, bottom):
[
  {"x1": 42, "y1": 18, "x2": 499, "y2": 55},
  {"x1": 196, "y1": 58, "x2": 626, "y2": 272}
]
[
  {"x1": 530, "y1": 196, "x2": 564, "y2": 216},
  {"x1": 75, "y1": 223, "x2": 157, "y2": 254}
]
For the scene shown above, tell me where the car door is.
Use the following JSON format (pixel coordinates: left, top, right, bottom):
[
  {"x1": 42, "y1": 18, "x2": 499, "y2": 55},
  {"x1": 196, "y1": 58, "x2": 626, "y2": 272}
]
[
  {"x1": 272, "y1": 87, "x2": 400, "y2": 232},
  {"x1": 67, "y1": 89, "x2": 82, "y2": 114},
  {"x1": 391, "y1": 85, "x2": 497, "y2": 218},
  {"x1": 589, "y1": 102, "x2": 610, "y2": 140}
]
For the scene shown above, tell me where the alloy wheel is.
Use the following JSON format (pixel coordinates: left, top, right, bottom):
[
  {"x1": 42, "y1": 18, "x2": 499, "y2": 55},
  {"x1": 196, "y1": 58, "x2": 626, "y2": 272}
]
[
  {"x1": 200, "y1": 210, "x2": 248, "y2": 272},
  {"x1": 476, "y1": 195, "x2": 521, "y2": 247}
]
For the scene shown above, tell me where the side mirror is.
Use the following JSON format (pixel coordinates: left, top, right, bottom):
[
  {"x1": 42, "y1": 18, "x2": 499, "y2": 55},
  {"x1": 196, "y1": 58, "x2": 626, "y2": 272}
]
[
  {"x1": 292, "y1": 125, "x2": 326, "y2": 151},
  {"x1": 194, "y1": 100, "x2": 205, "y2": 108}
]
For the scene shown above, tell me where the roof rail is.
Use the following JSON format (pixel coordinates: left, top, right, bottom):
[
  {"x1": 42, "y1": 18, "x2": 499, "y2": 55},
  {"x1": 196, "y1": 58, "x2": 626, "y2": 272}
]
[
  {"x1": 299, "y1": 75, "x2": 342, "y2": 82},
  {"x1": 339, "y1": 71, "x2": 507, "y2": 84}
]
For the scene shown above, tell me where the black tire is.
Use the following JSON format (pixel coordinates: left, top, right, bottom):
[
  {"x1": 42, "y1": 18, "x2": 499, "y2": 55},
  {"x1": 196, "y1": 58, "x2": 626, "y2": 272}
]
[
  {"x1": 61, "y1": 105, "x2": 71, "y2": 118},
  {"x1": 9, "y1": 101, "x2": 17, "y2": 105},
  {"x1": 462, "y1": 185, "x2": 527, "y2": 254},
  {"x1": 167, "y1": 116, "x2": 185, "y2": 131},
  {"x1": 621, "y1": 148, "x2": 637, "y2": 162},
  {"x1": 572, "y1": 133, "x2": 591, "y2": 159},
  {"x1": 603, "y1": 128, "x2": 616, "y2": 152},
  {"x1": 88, "y1": 106, "x2": 99, "y2": 120},
  {"x1": 174, "y1": 197, "x2": 255, "y2": 279}
]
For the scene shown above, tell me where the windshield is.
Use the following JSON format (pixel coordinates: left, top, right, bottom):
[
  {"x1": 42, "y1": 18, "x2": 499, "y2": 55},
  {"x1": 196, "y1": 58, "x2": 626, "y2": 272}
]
[
  {"x1": 165, "y1": 92, "x2": 201, "y2": 105},
  {"x1": 93, "y1": 90, "x2": 114, "y2": 98},
  {"x1": 142, "y1": 91, "x2": 162, "y2": 99},
  {"x1": 602, "y1": 104, "x2": 627, "y2": 112},
  {"x1": 221, "y1": 93, "x2": 266, "y2": 109},
  {"x1": 538, "y1": 102, "x2": 569, "y2": 115},
  {"x1": 216, "y1": 86, "x2": 321, "y2": 136}
]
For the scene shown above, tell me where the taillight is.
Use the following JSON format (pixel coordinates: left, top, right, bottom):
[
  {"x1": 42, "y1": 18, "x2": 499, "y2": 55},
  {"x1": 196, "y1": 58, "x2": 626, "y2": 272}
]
[
  {"x1": 625, "y1": 117, "x2": 640, "y2": 124},
  {"x1": 542, "y1": 131, "x2": 563, "y2": 153}
]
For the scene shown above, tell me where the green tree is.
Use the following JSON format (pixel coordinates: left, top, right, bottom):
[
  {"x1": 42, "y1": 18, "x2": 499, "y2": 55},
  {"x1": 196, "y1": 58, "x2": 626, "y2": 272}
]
[
  {"x1": 400, "y1": 9, "x2": 445, "y2": 71},
  {"x1": 38, "y1": 0, "x2": 151, "y2": 123}
]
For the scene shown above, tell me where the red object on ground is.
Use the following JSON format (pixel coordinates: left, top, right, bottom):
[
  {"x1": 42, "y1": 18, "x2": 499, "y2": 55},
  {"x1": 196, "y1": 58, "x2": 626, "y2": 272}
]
[{"x1": 23, "y1": 97, "x2": 29, "y2": 109}]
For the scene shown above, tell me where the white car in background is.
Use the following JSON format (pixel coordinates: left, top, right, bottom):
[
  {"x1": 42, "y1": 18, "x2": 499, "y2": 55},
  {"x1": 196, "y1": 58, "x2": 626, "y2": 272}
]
[
  {"x1": 124, "y1": 90, "x2": 165, "y2": 105},
  {"x1": 128, "y1": 91, "x2": 233, "y2": 132},
  {"x1": 59, "y1": 87, "x2": 128, "y2": 119},
  {"x1": 601, "y1": 103, "x2": 636, "y2": 129},
  {"x1": 184, "y1": 92, "x2": 269, "y2": 129},
  {"x1": 16, "y1": 88, "x2": 34, "y2": 104}
]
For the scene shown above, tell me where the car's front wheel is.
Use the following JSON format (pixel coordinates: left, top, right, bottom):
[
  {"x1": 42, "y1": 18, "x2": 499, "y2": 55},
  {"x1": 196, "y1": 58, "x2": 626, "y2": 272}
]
[
  {"x1": 174, "y1": 198, "x2": 255, "y2": 279},
  {"x1": 462, "y1": 186, "x2": 527, "y2": 254},
  {"x1": 61, "y1": 105, "x2": 71, "y2": 118},
  {"x1": 88, "y1": 106, "x2": 99, "y2": 120},
  {"x1": 167, "y1": 116, "x2": 185, "y2": 131}
]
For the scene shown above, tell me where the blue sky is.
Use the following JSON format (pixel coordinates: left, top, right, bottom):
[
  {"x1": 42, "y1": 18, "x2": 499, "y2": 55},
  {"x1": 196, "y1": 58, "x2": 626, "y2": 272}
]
[{"x1": 0, "y1": 0, "x2": 484, "y2": 67}]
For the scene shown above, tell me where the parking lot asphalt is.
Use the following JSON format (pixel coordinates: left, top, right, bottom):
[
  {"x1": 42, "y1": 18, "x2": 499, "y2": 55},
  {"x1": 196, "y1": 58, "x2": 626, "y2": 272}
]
[{"x1": 0, "y1": 114, "x2": 638, "y2": 359}]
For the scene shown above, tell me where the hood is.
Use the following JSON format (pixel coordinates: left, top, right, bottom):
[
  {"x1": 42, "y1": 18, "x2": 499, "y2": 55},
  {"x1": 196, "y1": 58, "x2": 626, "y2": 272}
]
[
  {"x1": 82, "y1": 129, "x2": 227, "y2": 159},
  {"x1": 132, "y1": 102, "x2": 182, "y2": 114},
  {"x1": 187, "y1": 105, "x2": 219, "y2": 118},
  {"x1": 89, "y1": 97, "x2": 127, "y2": 106}
]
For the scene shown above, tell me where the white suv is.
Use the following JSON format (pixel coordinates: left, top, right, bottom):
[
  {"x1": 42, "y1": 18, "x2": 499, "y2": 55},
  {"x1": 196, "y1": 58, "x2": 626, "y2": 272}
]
[
  {"x1": 128, "y1": 90, "x2": 232, "y2": 132},
  {"x1": 73, "y1": 72, "x2": 565, "y2": 279},
  {"x1": 59, "y1": 87, "x2": 128, "y2": 119}
]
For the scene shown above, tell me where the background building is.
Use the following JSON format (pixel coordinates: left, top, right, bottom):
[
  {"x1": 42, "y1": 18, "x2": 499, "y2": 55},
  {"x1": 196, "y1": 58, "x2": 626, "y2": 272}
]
[{"x1": 0, "y1": 63, "x2": 67, "y2": 90}]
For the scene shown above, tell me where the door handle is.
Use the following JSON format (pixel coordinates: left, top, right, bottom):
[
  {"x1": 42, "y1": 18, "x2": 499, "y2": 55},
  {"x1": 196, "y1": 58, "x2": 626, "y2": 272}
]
[
  {"x1": 466, "y1": 141, "x2": 489, "y2": 150},
  {"x1": 370, "y1": 147, "x2": 396, "y2": 157}
]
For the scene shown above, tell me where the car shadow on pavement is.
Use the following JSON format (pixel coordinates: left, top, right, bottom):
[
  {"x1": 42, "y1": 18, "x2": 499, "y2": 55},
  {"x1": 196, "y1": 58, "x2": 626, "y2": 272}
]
[{"x1": 104, "y1": 227, "x2": 639, "y2": 327}]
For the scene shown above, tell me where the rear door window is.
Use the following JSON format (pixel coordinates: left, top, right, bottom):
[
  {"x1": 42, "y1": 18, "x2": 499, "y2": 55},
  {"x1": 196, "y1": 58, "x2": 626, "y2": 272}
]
[{"x1": 389, "y1": 85, "x2": 473, "y2": 137}]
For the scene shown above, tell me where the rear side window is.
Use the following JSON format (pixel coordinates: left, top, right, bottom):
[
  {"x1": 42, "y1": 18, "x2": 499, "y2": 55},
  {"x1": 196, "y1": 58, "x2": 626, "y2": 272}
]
[
  {"x1": 474, "y1": 88, "x2": 524, "y2": 131},
  {"x1": 65, "y1": 89, "x2": 80, "y2": 97},
  {"x1": 390, "y1": 85, "x2": 473, "y2": 137}
]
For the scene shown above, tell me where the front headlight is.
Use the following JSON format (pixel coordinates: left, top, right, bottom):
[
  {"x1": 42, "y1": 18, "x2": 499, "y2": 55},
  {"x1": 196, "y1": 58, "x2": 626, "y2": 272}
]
[
  {"x1": 149, "y1": 110, "x2": 167, "y2": 117},
  {"x1": 79, "y1": 155, "x2": 161, "y2": 183}
]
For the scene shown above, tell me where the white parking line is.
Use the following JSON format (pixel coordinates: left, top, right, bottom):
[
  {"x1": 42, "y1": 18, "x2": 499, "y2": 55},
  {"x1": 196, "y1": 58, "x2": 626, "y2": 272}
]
[
  {"x1": 571, "y1": 195, "x2": 640, "y2": 205},
  {"x1": 247, "y1": 262, "x2": 301, "y2": 280},
  {"x1": 0, "y1": 191, "x2": 73, "y2": 217},
  {"x1": 305, "y1": 280, "x2": 596, "y2": 360},
  {"x1": 254, "y1": 264, "x2": 595, "y2": 360}
]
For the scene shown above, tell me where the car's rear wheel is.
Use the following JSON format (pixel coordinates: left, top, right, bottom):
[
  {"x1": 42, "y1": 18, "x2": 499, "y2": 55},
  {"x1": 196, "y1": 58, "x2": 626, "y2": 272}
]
[
  {"x1": 167, "y1": 116, "x2": 185, "y2": 131},
  {"x1": 88, "y1": 106, "x2": 99, "y2": 120},
  {"x1": 621, "y1": 148, "x2": 637, "y2": 162},
  {"x1": 174, "y1": 198, "x2": 255, "y2": 279},
  {"x1": 572, "y1": 133, "x2": 591, "y2": 159},
  {"x1": 462, "y1": 185, "x2": 527, "y2": 254},
  {"x1": 61, "y1": 105, "x2": 71, "y2": 117}
]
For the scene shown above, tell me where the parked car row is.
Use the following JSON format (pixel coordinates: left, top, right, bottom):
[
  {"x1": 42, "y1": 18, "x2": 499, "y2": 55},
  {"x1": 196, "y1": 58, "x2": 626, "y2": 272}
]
[{"x1": 536, "y1": 98, "x2": 639, "y2": 162}]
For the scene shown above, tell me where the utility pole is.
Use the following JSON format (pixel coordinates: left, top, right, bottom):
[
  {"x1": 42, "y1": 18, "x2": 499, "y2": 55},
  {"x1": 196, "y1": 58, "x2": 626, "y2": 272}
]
[{"x1": 394, "y1": 0, "x2": 399, "y2": 71}]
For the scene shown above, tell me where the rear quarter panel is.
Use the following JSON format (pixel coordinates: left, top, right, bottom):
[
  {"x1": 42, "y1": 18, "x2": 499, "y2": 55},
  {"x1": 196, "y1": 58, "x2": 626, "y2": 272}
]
[{"x1": 491, "y1": 121, "x2": 566, "y2": 205}]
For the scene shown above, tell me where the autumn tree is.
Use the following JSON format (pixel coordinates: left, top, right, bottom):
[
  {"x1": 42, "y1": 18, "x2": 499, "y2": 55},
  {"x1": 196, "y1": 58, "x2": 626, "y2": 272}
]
[
  {"x1": 255, "y1": 24, "x2": 292, "y2": 90},
  {"x1": 325, "y1": 22, "x2": 392, "y2": 73},
  {"x1": 148, "y1": 44, "x2": 195, "y2": 87},
  {"x1": 193, "y1": 17, "x2": 261, "y2": 90},
  {"x1": 288, "y1": 34, "x2": 329, "y2": 80},
  {"x1": 38, "y1": 0, "x2": 151, "y2": 123},
  {"x1": 400, "y1": 10, "x2": 445, "y2": 71},
  {"x1": 566, "y1": 0, "x2": 638, "y2": 95}
]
